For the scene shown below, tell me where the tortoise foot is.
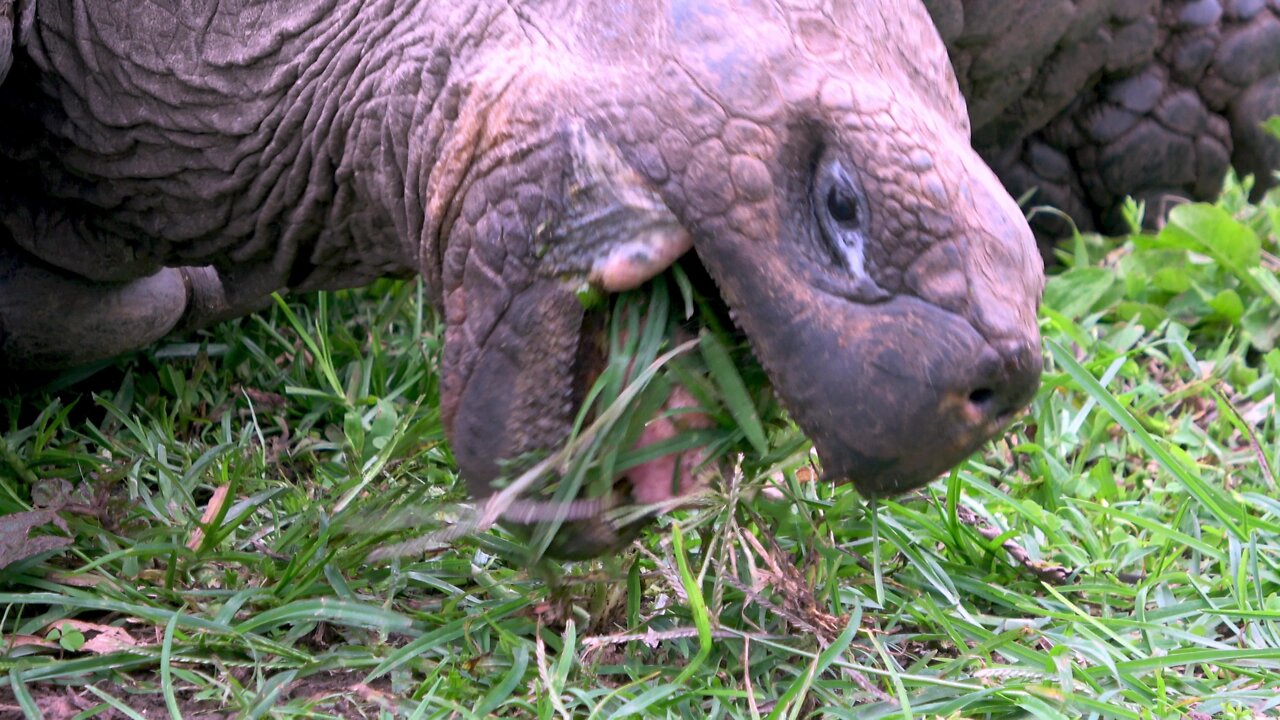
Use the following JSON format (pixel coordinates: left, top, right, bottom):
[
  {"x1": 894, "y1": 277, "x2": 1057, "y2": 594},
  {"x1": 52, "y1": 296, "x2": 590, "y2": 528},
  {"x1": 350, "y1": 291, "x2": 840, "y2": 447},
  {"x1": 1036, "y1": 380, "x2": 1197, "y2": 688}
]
[{"x1": 0, "y1": 244, "x2": 190, "y2": 369}]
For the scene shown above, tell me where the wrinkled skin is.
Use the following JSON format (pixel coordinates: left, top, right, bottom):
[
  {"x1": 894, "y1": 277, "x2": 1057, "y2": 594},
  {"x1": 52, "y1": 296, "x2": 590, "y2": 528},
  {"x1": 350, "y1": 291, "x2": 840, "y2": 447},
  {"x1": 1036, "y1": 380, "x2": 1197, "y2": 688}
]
[
  {"x1": 0, "y1": 1, "x2": 1046, "y2": 557},
  {"x1": 925, "y1": 0, "x2": 1280, "y2": 236}
]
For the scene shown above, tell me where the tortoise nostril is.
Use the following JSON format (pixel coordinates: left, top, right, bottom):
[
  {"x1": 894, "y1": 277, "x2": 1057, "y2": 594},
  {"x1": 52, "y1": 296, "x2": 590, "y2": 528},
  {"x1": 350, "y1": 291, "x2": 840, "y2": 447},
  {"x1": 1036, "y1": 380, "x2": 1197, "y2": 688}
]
[
  {"x1": 968, "y1": 387, "x2": 995, "y2": 408},
  {"x1": 965, "y1": 340, "x2": 1043, "y2": 423}
]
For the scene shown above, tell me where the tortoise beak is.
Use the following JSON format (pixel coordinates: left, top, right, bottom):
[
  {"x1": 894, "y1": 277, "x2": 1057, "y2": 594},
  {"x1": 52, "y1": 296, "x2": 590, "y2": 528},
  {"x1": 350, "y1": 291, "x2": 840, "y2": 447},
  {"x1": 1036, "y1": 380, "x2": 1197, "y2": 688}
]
[{"x1": 707, "y1": 268, "x2": 1040, "y2": 496}]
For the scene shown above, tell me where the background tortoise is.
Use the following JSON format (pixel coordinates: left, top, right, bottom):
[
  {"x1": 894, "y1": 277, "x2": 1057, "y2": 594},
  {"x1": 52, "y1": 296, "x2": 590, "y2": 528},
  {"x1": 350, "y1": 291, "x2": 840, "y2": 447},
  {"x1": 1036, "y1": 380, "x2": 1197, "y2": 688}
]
[{"x1": 929, "y1": 0, "x2": 1280, "y2": 235}]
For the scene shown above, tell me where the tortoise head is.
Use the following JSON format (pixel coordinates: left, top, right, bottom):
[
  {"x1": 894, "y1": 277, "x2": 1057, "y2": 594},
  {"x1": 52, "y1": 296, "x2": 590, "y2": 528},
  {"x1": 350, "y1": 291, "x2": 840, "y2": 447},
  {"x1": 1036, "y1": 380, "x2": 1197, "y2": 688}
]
[
  {"x1": 436, "y1": 0, "x2": 1044, "y2": 552},
  {"x1": 609, "y1": 0, "x2": 1046, "y2": 495}
]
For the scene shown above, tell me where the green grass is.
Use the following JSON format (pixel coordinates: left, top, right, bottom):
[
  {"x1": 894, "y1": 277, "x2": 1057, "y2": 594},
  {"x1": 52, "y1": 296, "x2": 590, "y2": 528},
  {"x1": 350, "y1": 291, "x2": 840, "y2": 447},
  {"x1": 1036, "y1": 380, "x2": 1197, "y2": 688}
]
[{"x1": 1, "y1": 172, "x2": 1278, "y2": 718}]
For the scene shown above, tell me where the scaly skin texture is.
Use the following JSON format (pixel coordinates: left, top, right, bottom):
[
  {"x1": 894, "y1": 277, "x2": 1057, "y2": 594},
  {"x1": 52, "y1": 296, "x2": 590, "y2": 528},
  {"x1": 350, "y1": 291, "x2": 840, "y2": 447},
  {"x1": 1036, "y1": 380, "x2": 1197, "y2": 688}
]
[
  {"x1": 0, "y1": 1, "x2": 1045, "y2": 557},
  {"x1": 926, "y1": 0, "x2": 1280, "y2": 235}
]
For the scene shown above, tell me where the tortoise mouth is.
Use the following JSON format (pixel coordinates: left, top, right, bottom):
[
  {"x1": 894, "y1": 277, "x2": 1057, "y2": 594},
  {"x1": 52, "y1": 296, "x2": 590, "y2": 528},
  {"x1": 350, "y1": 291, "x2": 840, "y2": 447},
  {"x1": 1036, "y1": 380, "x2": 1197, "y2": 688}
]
[
  {"x1": 506, "y1": 268, "x2": 727, "y2": 558},
  {"x1": 698, "y1": 251, "x2": 1041, "y2": 499}
]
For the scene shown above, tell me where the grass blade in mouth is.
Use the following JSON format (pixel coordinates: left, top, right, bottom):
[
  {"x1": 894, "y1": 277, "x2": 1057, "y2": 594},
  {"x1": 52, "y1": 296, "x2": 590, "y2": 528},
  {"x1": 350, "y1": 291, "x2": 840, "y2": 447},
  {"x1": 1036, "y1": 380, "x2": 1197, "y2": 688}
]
[{"x1": 362, "y1": 267, "x2": 787, "y2": 562}]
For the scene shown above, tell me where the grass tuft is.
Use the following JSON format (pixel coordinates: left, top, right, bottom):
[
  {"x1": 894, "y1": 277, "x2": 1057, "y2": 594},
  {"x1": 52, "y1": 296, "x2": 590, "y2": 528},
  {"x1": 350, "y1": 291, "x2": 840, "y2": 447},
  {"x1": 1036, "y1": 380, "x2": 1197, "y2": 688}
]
[{"x1": 1, "y1": 174, "x2": 1279, "y2": 716}]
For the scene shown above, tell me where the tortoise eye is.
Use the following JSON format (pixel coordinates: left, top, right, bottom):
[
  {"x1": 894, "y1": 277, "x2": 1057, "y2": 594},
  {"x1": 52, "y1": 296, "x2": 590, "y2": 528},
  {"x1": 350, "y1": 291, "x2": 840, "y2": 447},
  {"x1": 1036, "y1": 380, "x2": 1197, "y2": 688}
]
[
  {"x1": 826, "y1": 184, "x2": 860, "y2": 226},
  {"x1": 813, "y1": 157, "x2": 870, "y2": 277}
]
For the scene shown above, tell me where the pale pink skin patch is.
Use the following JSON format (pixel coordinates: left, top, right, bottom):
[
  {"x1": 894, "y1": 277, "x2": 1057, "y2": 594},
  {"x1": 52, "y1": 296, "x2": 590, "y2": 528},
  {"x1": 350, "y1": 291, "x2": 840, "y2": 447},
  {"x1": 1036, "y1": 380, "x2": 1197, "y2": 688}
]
[
  {"x1": 591, "y1": 228, "x2": 694, "y2": 292},
  {"x1": 624, "y1": 386, "x2": 713, "y2": 506}
]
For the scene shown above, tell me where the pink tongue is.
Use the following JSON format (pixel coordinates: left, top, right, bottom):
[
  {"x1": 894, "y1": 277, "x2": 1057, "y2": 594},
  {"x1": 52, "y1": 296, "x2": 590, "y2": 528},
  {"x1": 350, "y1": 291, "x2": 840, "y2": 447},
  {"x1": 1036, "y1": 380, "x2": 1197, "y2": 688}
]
[{"x1": 625, "y1": 387, "x2": 713, "y2": 506}]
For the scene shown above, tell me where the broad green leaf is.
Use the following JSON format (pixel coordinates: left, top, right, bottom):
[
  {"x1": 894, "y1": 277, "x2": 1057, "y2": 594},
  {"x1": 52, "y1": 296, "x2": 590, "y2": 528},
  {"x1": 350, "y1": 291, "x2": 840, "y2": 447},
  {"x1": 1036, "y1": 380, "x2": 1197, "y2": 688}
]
[
  {"x1": 1241, "y1": 303, "x2": 1280, "y2": 351},
  {"x1": 1043, "y1": 267, "x2": 1117, "y2": 318},
  {"x1": 1249, "y1": 266, "x2": 1280, "y2": 308},
  {"x1": 1206, "y1": 288, "x2": 1244, "y2": 323},
  {"x1": 1156, "y1": 204, "x2": 1261, "y2": 286},
  {"x1": 1265, "y1": 116, "x2": 1280, "y2": 140},
  {"x1": 1114, "y1": 301, "x2": 1168, "y2": 329},
  {"x1": 1265, "y1": 348, "x2": 1280, "y2": 376},
  {"x1": 1151, "y1": 267, "x2": 1191, "y2": 294}
]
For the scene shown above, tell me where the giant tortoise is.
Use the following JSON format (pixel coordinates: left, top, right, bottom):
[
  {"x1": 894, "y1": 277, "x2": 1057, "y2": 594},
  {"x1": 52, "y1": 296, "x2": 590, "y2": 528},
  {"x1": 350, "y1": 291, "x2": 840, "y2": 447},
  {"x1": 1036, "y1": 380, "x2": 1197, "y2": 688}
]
[{"x1": 0, "y1": 1, "x2": 1274, "y2": 556}]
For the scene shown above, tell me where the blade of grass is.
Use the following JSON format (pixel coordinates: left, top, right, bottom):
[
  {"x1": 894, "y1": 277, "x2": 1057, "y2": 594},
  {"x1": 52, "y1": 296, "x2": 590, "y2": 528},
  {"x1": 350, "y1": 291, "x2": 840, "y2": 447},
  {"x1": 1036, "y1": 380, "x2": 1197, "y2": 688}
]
[
  {"x1": 8, "y1": 668, "x2": 41, "y2": 720},
  {"x1": 700, "y1": 330, "x2": 768, "y2": 455},
  {"x1": 365, "y1": 598, "x2": 528, "y2": 680},
  {"x1": 672, "y1": 523, "x2": 712, "y2": 685},
  {"x1": 161, "y1": 611, "x2": 181, "y2": 720},
  {"x1": 233, "y1": 598, "x2": 416, "y2": 635},
  {"x1": 867, "y1": 628, "x2": 912, "y2": 719},
  {"x1": 609, "y1": 683, "x2": 681, "y2": 716},
  {"x1": 474, "y1": 643, "x2": 530, "y2": 716},
  {"x1": 245, "y1": 668, "x2": 298, "y2": 720},
  {"x1": 83, "y1": 685, "x2": 148, "y2": 720},
  {"x1": 1046, "y1": 338, "x2": 1246, "y2": 539}
]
